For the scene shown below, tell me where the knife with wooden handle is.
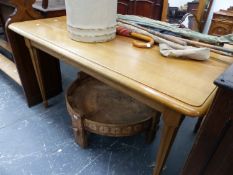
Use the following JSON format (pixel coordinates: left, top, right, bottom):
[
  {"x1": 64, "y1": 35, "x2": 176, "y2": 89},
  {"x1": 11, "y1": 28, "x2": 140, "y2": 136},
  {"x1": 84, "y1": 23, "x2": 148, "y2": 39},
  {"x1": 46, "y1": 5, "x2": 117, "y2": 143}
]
[{"x1": 117, "y1": 26, "x2": 155, "y2": 48}]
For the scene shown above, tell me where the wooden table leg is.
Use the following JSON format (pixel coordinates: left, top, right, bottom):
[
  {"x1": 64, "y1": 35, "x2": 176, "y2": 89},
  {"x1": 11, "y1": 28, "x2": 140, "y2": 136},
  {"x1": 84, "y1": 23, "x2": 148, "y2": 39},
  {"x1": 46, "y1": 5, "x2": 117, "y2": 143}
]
[
  {"x1": 153, "y1": 109, "x2": 184, "y2": 175},
  {"x1": 25, "y1": 39, "x2": 48, "y2": 107}
]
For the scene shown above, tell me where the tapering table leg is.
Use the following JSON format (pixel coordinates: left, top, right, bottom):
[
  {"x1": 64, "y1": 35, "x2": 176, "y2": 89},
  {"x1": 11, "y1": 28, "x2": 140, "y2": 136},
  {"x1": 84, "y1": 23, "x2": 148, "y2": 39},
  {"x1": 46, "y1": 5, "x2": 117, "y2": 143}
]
[
  {"x1": 25, "y1": 39, "x2": 48, "y2": 107},
  {"x1": 153, "y1": 109, "x2": 184, "y2": 175}
]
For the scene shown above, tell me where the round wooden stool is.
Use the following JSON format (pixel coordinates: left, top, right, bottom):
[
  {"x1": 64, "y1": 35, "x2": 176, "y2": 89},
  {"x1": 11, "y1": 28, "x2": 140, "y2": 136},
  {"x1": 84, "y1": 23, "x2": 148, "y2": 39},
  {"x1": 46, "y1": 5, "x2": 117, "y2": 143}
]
[{"x1": 65, "y1": 73, "x2": 160, "y2": 148}]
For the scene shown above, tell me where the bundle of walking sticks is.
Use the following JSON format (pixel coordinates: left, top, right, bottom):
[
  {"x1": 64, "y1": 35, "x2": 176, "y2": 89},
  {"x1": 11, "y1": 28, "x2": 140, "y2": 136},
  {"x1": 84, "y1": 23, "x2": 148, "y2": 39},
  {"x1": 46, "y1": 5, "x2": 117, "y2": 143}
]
[{"x1": 117, "y1": 15, "x2": 233, "y2": 57}]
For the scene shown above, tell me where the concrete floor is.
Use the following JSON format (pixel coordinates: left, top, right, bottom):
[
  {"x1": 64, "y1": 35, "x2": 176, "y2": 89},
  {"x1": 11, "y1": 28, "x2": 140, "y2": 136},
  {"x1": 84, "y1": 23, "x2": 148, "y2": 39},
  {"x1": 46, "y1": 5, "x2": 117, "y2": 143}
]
[{"x1": 0, "y1": 62, "x2": 197, "y2": 175}]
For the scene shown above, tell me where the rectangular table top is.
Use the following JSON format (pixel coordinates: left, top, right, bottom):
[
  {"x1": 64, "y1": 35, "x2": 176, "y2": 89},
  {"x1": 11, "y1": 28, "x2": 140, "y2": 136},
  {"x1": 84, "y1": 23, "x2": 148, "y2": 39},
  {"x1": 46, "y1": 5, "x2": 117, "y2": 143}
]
[{"x1": 9, "y1": 16, "x2": 233, "y2": 116}]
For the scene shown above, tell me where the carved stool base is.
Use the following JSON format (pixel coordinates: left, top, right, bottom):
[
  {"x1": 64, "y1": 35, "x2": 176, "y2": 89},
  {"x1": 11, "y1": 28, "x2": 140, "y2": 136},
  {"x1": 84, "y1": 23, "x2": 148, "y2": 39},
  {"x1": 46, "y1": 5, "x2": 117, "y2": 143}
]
[{"x1": 65, "y1": 73, "x2": 160, "y2": 148}]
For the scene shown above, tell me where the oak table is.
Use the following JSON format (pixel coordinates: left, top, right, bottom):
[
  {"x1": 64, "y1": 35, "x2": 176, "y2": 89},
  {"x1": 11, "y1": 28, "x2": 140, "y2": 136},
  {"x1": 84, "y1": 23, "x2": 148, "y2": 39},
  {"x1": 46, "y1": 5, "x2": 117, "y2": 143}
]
[{"x1": 9, "y1": 16, "x2": 233, "y2": 175}]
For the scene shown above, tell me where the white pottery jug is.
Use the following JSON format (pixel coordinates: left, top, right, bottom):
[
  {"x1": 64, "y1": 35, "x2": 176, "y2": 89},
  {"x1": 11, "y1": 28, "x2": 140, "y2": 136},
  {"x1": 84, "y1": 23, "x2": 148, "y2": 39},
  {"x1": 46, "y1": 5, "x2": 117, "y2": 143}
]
[{"x1": 65, "y1": 0, "x2": 117, "y2": 43}]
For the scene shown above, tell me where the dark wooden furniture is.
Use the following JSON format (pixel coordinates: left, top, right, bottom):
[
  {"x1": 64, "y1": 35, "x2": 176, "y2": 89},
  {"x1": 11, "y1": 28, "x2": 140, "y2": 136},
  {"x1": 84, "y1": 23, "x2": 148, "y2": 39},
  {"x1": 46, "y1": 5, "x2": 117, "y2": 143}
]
[
  {"x1": 163, "y1": 0, "x2": 213, "y2": 31},
  {"x1": 187, "y1": 0, "x2": 213, "y2": 31},
  {"x1": 191, "y1": 0, "x2": 213, "y2": 31},
  {"x1": 66, "y1": 73, "x2": 160, "y2": 148},
  {"x1": 33, "y1": 0, "x2": 66, "y2": 18},
  {"x1": 117, "y1": 0, "x2": 164, "y2": 20},
  {"x1": 229, "y1": 6, "x2": 233, "y2": 11},
  {"x1": 182, "y1": 64, "x2": 233, "y2": 175},
  {"x1": 0, "y1": 2, "x2": 20, "y2": 84},
  {"x1": 168, "y1": 7, "x2": 186, "y2": 24},
  {"x1": 209, "y1": 7, "x2": 233, "y2": 36},
  {"x1": 0, "y1": 0, "x2": 65, "y2": 106},
  {"x1": 42, "y1": 0, "x2": 49, "y2": 9}
]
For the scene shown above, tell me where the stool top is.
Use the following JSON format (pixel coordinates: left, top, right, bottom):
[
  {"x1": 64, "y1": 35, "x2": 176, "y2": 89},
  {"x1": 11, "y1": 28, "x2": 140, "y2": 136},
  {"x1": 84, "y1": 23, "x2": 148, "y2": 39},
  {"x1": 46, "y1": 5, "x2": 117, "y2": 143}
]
[{"x1": 67, "y1": 77, "x2": 156, "y2": 125}]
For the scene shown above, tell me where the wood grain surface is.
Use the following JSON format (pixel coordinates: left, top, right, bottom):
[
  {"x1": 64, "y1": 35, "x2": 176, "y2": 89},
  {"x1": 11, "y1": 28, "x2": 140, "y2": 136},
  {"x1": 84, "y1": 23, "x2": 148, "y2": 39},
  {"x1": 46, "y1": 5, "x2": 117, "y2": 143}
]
[{"x1": 9, "y1": 16, "x2": 233, "y2": 117}]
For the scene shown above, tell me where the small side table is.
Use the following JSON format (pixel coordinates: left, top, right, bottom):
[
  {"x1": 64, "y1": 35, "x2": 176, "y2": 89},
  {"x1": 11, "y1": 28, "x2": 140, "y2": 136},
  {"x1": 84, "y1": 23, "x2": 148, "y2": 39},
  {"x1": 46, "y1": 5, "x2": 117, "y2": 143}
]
[{"x1": 65, "y1": 73, "x2": 161, "y2": 148}]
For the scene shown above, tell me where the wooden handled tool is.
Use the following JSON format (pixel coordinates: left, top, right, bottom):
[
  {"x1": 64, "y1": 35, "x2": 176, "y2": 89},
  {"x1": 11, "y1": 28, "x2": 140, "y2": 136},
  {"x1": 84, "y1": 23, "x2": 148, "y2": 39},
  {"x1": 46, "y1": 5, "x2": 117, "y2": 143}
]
[
  {"x1": 117, "y1": 26, "x2": 154, "y2": 48},
  {"x1": 131, "y1": 32, "x2": 154, "y2": 48}
]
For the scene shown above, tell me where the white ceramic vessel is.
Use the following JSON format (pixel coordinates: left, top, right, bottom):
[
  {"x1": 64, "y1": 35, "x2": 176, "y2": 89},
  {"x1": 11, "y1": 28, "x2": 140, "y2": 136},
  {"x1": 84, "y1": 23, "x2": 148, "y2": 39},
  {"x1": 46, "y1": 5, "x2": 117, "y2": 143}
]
[{"x1": 65, "y1": 0, "x2": 117, "y2": 43}]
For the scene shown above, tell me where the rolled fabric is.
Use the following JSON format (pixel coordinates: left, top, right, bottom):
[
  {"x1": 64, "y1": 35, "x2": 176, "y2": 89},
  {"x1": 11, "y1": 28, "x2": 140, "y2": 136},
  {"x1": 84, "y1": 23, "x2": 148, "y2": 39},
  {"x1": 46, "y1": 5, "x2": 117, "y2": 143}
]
[{"x1": 159, "y1": 43, "x2": 210, "y2": 61}]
